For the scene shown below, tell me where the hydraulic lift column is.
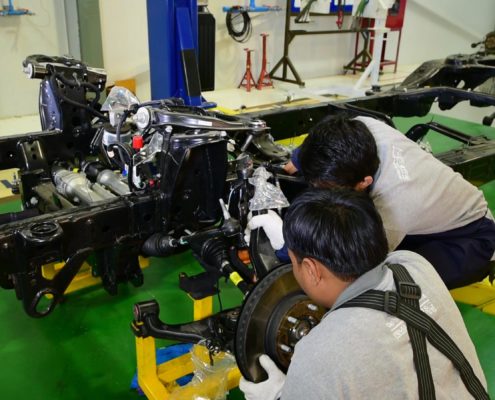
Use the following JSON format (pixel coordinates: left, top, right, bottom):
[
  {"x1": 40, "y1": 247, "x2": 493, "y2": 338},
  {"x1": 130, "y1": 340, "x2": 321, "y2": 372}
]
[{"x1": 147, "y1": 0, "x2": 202, "y2": 105}]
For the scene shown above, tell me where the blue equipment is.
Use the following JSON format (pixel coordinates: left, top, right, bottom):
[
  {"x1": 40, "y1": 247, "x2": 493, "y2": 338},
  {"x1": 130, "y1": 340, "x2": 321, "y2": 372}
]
[
  {"x1": 222, "y1": 0, "x2": 271, "y2": 13},
  {"x1": 147, "y1": 0, "x2": 203, "y2": 106},
  {"x1": 0, "y1": 0, "x2": 32, "y2": 16}
]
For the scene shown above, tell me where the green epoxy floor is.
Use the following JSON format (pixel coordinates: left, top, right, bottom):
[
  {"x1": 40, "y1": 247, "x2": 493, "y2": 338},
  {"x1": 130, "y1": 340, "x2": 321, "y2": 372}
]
[
  {"x1": 0, "y1": 249, "x2": 245, "y2": 399},
  {"x1": 0, "y1": 113, "x2": 495, "y2": 399}
]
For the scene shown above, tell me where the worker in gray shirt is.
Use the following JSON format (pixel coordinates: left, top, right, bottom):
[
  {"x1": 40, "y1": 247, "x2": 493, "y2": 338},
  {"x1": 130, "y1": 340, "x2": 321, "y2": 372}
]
[
  {"x1": 240, "y1": 188, "x2": 488, "y2": 400},
  {"x1": 249, "y1": 115, "x2": 495, "y2": 288}
]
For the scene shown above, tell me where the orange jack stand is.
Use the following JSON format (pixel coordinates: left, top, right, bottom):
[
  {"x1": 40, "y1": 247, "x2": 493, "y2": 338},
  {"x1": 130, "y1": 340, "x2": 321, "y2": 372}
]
[
  {"x1": 257, "y1": 33, "x2": 273, "y2": 90},
  {"x1": 239, "y1": 48, "x2": 257, "y2": 92}
]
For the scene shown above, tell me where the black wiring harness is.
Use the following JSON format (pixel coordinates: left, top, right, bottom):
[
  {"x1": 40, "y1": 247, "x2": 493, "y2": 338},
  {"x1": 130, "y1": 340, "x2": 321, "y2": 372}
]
[
  {"x1": 226, "y1": 7, "x2": 252, "y2": 43},
  {"x1": 47, "y1": 65, "x2": 108, "y2": 121}
]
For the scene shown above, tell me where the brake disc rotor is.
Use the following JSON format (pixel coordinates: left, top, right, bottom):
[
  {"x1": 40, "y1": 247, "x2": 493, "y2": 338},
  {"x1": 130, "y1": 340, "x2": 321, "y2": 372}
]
[{"x1": 235, "y1": 264, "x2": 326, "y2": 382}]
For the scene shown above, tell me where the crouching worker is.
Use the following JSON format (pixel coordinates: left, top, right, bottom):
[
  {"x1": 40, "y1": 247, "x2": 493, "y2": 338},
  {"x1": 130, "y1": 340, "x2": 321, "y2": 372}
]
[
  {"x1": 277, "y1": 115, "x2": 495, "y2": 289},
  {"x1": 240, "y1": 188, "x2": 488, "y2": 400}
]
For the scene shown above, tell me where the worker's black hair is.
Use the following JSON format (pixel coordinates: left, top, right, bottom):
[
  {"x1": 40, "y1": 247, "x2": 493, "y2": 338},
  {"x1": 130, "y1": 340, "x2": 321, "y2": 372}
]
[
  {"x1": 283, "y1": 188, "x2": 388, "y2": 281},
  {"x1": 299, "y1": 114, "x2": 380, "y2": 188}
]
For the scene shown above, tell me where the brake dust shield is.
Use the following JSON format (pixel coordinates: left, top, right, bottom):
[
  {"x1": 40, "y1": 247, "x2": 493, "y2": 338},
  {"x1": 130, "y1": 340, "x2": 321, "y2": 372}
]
[{"x1": 235, "y1": 264, "x2": 326, "y2": 382}]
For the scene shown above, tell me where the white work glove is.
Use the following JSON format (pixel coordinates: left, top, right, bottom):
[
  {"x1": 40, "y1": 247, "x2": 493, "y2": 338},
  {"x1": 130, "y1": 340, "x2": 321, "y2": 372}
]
[
  {"x1": 239, "y1": 354, "x2": 286, "y2": 400},
  {"x1": 244, "y1": 210, "x2": 285, "y2": 250}
]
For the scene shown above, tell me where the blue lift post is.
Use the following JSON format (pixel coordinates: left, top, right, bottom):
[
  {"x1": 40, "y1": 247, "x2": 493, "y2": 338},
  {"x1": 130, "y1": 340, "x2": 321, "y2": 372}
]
[{"x1": 147, "y1": 0, "x2": 203, "y2": 106}]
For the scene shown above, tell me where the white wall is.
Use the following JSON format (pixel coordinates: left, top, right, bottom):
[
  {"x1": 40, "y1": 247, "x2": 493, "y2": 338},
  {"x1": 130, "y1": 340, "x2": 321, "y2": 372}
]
[
  {"x1": 396, "y1": 0, "x2": 495, "y2": 124},
  {"x1": 97, "y1": 0, "x2": 495, "y2": 99},
  {"x1": 211, "y1": 1, "x2": 360, "y2": 89},
  {"x1": 98, "y1": 0, "x2": 359, "y2": 96},
  {"x1": 0, "y1": 1, "x2": 68, "y2": 119},
  {"x1": 399, "y1": 0, "x2": 495, "y2": 65},
  {"x1": 99, "y1": 0, "x2": 151, "y2": 100},
  {"x1": 2, "y1": 0, "x2": 495, "y2": 118}
]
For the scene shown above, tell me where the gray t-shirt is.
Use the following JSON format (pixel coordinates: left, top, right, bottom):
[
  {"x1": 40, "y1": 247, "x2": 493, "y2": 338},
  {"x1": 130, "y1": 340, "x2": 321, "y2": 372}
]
[
  {"x1": 355, "y1": 116, "x2": 489, "y2": 250},
  {"x1": 282, "y1": 250, "x2": 487, "y2": 399}
]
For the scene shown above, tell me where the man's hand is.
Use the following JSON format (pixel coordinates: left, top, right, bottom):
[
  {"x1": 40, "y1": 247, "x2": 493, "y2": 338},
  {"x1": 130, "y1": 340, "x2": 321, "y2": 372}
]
[
  {"x1": 283, "y1": 160, "x2": 298, "y2": 175},
  {"x1": 244, "y1": 210, "x2": 285, "y2": 250},
  {"x1": 239, "y1": 354, "x2": 286, "y2": 400}
]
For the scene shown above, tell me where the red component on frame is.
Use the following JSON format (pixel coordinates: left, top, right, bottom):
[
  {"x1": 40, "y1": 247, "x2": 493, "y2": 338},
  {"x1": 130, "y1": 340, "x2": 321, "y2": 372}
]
[{"x1": 132, "y1": 135, "x2": 144, "y2": 150}]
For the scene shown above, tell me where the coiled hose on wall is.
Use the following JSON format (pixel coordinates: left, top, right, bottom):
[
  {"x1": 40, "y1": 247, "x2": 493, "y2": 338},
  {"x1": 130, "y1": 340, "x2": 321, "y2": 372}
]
[{"x1": 226, "y1": 8, "x2": 252, "y2": 43}]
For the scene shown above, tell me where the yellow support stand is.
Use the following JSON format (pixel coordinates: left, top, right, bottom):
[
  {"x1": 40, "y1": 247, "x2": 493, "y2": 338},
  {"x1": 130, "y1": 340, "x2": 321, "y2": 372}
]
[
  {"x1": 0, "y1": 168, "x2": 19, "y2": 204},
  {"x1": 482, "y1": 301, "x2": 495, "y2": 316},
  {"x1": 42, "y1": 257, "x2": 150, "y2": 295},
  {"x1": 134, "y1": 294, "x2": 241, "y2": 400},
  {"x1": 450, "y1": 277, "x2": 495, "y2": 316},
  {"x1": 276, "y1": 133, "x2": 307, "y2": 148},
  {"x1": 192, "y1": 295, "x2": 213, "y2": 321},
  {"x1": 136, "y1": 335, "x2": 170, "y2": 399}
]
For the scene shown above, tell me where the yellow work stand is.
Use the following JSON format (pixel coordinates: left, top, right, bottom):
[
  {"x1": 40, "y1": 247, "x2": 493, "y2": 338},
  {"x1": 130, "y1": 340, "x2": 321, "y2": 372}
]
[
  {"x1": 134, "y1": 295, "x2": 241, "y2": 400},
  {"x1": 451, "y1": 277, "x2": 495, "y2": 316},
  {"x1": 42, "y1": 256, "x2": 150, "y2": 295},
  {"x1": 0, "y1": 168, "x2": 19, "y2": 204}
]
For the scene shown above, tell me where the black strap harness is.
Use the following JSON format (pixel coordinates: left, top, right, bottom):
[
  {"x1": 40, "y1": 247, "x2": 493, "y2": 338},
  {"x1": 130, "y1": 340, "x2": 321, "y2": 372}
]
[{"x1": 335, "y1": 263, "x2": 489, "y2": 400}]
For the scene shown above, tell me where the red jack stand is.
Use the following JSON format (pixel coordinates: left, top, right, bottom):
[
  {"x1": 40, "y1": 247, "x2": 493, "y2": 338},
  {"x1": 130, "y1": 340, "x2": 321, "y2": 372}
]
[
  {"x1": 239, "y1": 48, "x2": 257, "y2": 92},
  {"x1": 256, "y1": 33, "x2": 273, "y2": 90}
]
